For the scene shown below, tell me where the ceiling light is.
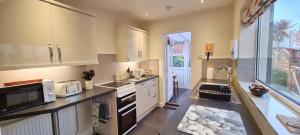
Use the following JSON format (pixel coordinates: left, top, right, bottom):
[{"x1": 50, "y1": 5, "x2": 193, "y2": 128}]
[
  {"x1": 200, "y1": 0, "x2": 205, "y2": 3},
  {"x1": 165, "y1": 5, "x2": 172, "y2": 11},
  {"x1": 145, "y1": 12, "x2": 150, "y2": 16}
]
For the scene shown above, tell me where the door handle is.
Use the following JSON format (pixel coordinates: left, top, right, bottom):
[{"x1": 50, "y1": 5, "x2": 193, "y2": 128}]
[
  {"x1": 56, "y1": 44, "x2": 62, "y2": 63},
  {"x1": 121, "y1": 107, "x2": 136, "y2": 117},
  {"x1": 48, "y1": 44, "x2": 53, "y2": 63}
]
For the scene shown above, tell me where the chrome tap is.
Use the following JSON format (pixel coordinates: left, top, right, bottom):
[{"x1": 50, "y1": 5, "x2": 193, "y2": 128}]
[{"x1": 215, "y1": 65, "x2": 233, "y2": 86}]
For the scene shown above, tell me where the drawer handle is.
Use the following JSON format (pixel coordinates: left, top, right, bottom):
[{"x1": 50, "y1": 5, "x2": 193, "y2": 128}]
[
  {"x1": 121, "y1": 94, "x2": 135, "y2": 101},
  {"x1": 121, "y1": 107, "x2": 136, "y2": 116}
]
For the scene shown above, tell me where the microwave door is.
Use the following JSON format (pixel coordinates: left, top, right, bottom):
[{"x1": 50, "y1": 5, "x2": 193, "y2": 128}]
[{"x1": 0, "y1": 83, "x2": 45, "y2": 115}]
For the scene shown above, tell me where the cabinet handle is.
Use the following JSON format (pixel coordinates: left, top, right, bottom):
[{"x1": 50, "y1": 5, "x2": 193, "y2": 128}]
[
  {"x1": 48, "y1": 44, "x2": 53, "y2": 63},
  {"x1": 148, "y1": 88, "x2": 150, "y2": 96},
  {"x1": 56, "y1": 44, "x2": 62, "y2": 63}
]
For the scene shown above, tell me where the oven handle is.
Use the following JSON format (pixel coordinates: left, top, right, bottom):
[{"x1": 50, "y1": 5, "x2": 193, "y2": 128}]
[
  {"x1": 118, "y1": 102, "x2": 136, "y2": 112},
  {"x1": 121, "y1": 93, "x2": 136, "y2": 102},
  {"x1": 121, "y1": 107, "x2": 136, "y2": 117}
]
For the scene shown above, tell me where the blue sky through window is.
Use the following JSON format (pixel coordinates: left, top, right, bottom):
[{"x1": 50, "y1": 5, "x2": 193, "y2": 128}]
[{"x1": 274, "y1": 0, "x2": 300, "y2": 28}]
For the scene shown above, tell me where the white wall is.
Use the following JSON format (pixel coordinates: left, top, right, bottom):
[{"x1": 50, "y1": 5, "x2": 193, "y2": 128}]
[
  {"x1": 233, "y1": 0, "x2": 245, "y2": 39},
  {"x1": 143, "y1": 5, "x2": 234, "y2": 105},
  {"x1": 239, "y1": 21, "x2": 258, "y2": 59}
]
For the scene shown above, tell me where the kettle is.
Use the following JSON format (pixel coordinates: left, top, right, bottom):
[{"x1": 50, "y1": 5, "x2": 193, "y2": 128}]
[{"x1": 134, "y1": 68, "x2": 145, "y2": 79}]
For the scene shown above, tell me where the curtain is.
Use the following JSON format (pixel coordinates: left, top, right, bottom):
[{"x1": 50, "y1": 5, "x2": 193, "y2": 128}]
[{"x1": 242, "y1": 0, "x2": 277, "y2": 26}]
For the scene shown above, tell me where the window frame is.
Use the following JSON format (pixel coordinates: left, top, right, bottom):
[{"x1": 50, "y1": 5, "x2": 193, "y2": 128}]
[{"x1": 255, "y1": 4, "x2": 300, "y2": 106}]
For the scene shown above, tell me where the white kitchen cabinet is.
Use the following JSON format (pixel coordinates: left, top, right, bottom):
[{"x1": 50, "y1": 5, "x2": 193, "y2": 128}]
[
  {"x1": 116, "y1": 26, "x2": 149, "y2": 62},
  {"x1": 0, "y1": 0, "x2": 53, "y2": 67},
  {"x1": 136, "y1": 78, "x2": 158, "y2": 121},
  {"x1": 139, "y1": 32, "x2": 149, "y2": 61},
  {"x1": 50, "y1": 4, "x2": 97, "y2": 65},
  {"x1": 0, "y1": 0, "x2": 98, "y2": 69},
  {"x1": 0, "y1": 114, "x2": 53, "y2": 135}
]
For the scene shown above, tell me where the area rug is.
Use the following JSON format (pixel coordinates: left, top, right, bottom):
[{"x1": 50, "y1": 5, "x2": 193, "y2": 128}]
[{"x1": 177, "y1": 105, "x2": 247, "y2": 135}]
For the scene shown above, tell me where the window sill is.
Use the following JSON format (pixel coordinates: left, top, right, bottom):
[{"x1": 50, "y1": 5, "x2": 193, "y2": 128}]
[{"x1": 237, "y1": 81, "x2": 300, "y2": 135}]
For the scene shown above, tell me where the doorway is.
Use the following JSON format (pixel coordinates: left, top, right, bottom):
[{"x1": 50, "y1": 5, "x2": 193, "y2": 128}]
[{"x1": 165, "y1": 32, "x2": 191, "y2": 102}]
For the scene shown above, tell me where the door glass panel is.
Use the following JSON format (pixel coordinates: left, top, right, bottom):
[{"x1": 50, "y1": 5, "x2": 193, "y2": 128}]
[{"x1": 172, "y1": 56, "x2": 184, "y2": 67}]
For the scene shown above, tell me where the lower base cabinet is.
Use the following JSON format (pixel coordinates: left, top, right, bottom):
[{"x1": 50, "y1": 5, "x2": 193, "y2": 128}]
[
  {"x1": 0, "y1": 114, "x2": 53, "y2": 135},
  {"x1": 136, "y1": 78, "x2": 159, "y2": 121}
]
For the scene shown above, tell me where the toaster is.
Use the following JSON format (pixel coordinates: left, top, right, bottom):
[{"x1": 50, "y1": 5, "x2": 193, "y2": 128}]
[{"x1": 55, "y1": 80, "x2": 82, "y2": 97}]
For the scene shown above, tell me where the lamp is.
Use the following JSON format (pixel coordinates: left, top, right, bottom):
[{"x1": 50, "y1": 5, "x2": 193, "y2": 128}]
[{"x1": 204, "y1": 42, "x2": 214, "y2": 61}]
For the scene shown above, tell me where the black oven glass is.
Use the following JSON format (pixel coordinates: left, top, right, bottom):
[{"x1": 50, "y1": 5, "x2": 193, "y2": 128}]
[
  {"x1": 118, "y1": 104, "x2": 136, "y2": 135},
  {"x1": 0, "y1": 83, "x2": 44, "y2": 115}
]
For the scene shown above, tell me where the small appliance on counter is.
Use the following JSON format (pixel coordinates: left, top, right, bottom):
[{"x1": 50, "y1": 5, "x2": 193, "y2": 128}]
[
  {"x1": 55, "y1": 80, "x2": 82, "y2": 97},
  {"x1": 134, "y1": 68, "x2": 145, "y2": 79},
  {"x1": 0, "y1": 79, "x2": 56, "y2": 115}
]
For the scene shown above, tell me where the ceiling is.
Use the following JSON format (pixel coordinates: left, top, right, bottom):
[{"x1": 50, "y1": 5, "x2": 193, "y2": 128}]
[
  {"x1": 168, "y1": 32, "x2": 191, "y2": 42},
  {"x1": 83, "y1": 0, "x2": 235, "y2": 21}
]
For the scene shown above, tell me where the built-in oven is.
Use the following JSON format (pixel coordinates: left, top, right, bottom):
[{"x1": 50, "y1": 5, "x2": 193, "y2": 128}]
[
  {"x1": 117, "y1": 92, "x2": 137, "y2": 135},
  {"x1": 0, "y1": 80, "x2": 56, "y2": 115}
]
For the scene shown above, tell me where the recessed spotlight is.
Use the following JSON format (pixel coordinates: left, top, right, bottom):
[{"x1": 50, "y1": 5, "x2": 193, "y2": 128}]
[
  {"x1": 200, "y1": 0, "x2": 205, "y2": 3},
  {"x1": 165, "y1": 5, "x2": 172, "y2": 11}
]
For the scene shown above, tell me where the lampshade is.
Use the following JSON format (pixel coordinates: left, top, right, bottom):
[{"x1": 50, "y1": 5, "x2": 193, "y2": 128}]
[{"x1": 205, "y1": 42, "x2": 214, "y2": 53}]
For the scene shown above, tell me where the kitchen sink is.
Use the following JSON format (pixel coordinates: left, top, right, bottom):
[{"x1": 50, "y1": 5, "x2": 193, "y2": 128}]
[{"x1": 198, "y1": 83, "x2": 231, "y2": 101}]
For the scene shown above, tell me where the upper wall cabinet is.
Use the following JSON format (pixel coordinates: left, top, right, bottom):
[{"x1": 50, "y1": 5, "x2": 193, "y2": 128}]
[
  {"x1": 0, "y1": 0, "x2": 53, "y2": 67},
  {"x1": 0, "y1": 0, "x2": 97, "y2": 69},
  {"x1": 50, "y1": 4, "x2": 97, "y2": 65},
  {"x1": 116, "y1": 26, "x2": 149, "y2": 62}
]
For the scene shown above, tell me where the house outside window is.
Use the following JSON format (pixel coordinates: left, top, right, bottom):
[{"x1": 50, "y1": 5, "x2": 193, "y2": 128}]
[{"x1": 256, "y1": 0, "x2": 300, "y2": 105}]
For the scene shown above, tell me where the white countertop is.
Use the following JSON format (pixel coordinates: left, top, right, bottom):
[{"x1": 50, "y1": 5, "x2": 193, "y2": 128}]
[{"x1": 238, "y1": 81, "x2": 300, "y2": 135}]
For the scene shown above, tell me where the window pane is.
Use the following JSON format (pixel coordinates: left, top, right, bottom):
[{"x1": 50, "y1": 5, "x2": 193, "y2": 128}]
[
  {"x1": 172, "y1": 56, "x2": 184, "y2": 67},
  {"x1": 257, "y1": 0, "x2": 300, "y2": 105}
]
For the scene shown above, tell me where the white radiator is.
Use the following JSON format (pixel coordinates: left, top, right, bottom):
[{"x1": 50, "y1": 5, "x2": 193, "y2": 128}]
[
  {"x1": 58, "y1": 106, "x2": 78, "y2": 135},
  {"x1": 0, "y1": 114, "x2": 53, "y2": 135}
]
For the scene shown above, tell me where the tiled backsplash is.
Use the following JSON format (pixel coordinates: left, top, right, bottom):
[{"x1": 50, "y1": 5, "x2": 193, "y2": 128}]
[
  {"x1": 202, "y1": 58, "x2": 233, "y2": 80},
  {"x1": 0, "y1": 54, "x2": 159, "y2": 87},
  {"x1": 0, "y1": 66, "x2": 86, "y2": 85}
]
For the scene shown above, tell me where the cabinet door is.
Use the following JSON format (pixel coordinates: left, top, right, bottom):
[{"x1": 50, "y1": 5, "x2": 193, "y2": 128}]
[
  {"x1": 125, "y1": 28, "x2": 140, "y2": 61},
  {"x1": 0, "y1": 0, "x2": 53, "y2": 67},
  {"x1": 136, "y1": 82, "x2": 150, "y2": 119},
  {"x1": 150, "y1": 78, "x2": 159, "y2": 107},
  {"x1": 51, "y1": 5, "x2": 97, "y2": 65},
  {"x1": 139, "y1": 32, "x2": 149, "y2": 60},
  {"x1": 0, "y1": 114, "x2": 53, "y2": 135}
]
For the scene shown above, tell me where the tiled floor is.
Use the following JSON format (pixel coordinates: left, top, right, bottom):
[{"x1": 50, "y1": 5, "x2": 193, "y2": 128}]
[{"x1": 130, "y1": 89, "x2": 190, "y2": 135}]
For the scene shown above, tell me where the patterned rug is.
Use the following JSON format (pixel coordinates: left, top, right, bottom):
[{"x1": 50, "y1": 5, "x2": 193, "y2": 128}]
[{"x1": 177, "y1": 105, "x2": 247, "y2": 135}]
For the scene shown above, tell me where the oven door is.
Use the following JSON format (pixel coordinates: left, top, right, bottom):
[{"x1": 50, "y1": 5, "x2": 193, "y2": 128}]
[
  {"x1": 117, "y1": 92, "x2": 136, "y2": 110},
  {"x1": 118, "y1": 104, "x2": 137, "y2": 135},
  {"x1": 0, "y1": 83, "x2": 45, "y2": 115}
]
